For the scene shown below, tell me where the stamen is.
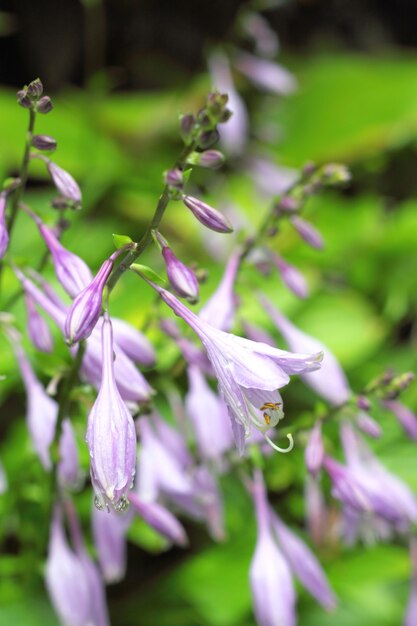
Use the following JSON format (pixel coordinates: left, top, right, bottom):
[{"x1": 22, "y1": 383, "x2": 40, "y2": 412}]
[{"x1": 264, "y1": 432, "x2": 294, "y2": 454}]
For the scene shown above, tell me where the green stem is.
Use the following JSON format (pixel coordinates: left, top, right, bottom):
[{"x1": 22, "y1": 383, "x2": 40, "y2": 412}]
[{"x1": 106, "y1": 144, "x2": 196, "y2": 293}]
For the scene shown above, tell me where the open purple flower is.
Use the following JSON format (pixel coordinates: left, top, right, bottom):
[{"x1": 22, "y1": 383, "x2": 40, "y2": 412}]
[
  {"x1": 147, "y1": 284, "x2": 322, "y2": 454},
  {"x1": 86, "y1": 314, "x2": 137, "y2": 511}
]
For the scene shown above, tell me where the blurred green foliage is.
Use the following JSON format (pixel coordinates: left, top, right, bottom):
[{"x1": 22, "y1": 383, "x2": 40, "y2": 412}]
[{"x1": 1, "y1": 51, "x2": 417, "y2": 626}]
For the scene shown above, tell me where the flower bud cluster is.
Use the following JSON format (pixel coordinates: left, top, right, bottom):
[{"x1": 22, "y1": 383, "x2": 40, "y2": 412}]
[{"x1": 17, "y1": 78, "x2": 53, "y2": 113}]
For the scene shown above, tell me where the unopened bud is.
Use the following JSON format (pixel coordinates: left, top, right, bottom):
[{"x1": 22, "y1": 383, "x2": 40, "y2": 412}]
[
  {"x1": 356, "y1": 395, "x2": 371, "y2": 411},
  {"x1": 32, "y1": 134, "x2": 57, "y2": 152},
  {"x1": 37, "y1": 96, "x2": 53, "y2": 114},
  {"x1": 276, "y1": 196, "x2": 299, "y2": 213},
  {"x1": 17, "y1": 89, "x2": 31, "y2": 109},
  {"x1": 187, "y1": 150, "x2": 225, "y2": 169},
  {"x1": 164, "y1": 168, "x2": 183, "y2": 189},
  {"x1": 355, "y1": 413, "x2": 382, "y2": 439},
  {"x1": 290, "y1": 216, "x2": 324, "y2": 250},
  {"x1": 180, "y1": 114, "x2": 195, "y2": 144},
  {"x1": 198, "y1": 130, "x2": 219, "y2": 149},
  {"x1": 27, "y1": 78, "x2": 43, "y2": 100},
  {"x1": 182, "y1": 195, "x2": 233, "y2": 233}
]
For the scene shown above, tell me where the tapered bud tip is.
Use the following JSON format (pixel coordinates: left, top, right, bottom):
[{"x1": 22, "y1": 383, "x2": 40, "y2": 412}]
[
  {"x1": 27, "y1": 78, "x2": 44, "y2": 99},
  {"x1": 165, "y1": 168, "x2": 184, "y2": 189},
  {"x1": 182, "y1": 195, "x2": 233, "y2": 233},
  {"x1": 37, "y1": 96, "x2": 53, "y2": 114},
  {"x1": 32, "y1": 134, "x2": 57, "y2": 152},
  {"x1": 192, "y1": 150, "x2": 225, "y2": 169}
]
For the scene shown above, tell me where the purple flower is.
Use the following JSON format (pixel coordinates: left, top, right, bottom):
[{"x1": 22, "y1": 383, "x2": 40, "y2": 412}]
[
  {"x1": 245, "y1": 157, "x2": 297, "y2": 198},
  {"x1": 45, "y1": 506, "x2": 109, "y2": 626},
  {"x1": 182, "y1": 195, "x2": 234, "y2": 233},
  {"x1": 271, "y1": 512, "x2": 337, "y2": 611},
  {"x1": 235, "y1": 51, "x2": 297, "y2": 95},
  {"x1": 92, "y1": 505, "x2": 131, "y2": 584},
  {"x1": 65, "y1": 255, "x2": 115, "y2": 344},
  {"x1": 86, "y1": 314, "x2": 137, "y2": 511},
  {"x1": 355, "y1": 412, "x2": 382, "y2": 439},
  {"x1": 199, "y1": 249, "x2": 241, "y2": 331},
  {"x1": 262, "y1": 297, "x2": 351, "y2": 406},
  {"x1": 46, "y1": 159, "x2": 82, "y2": 204},
  {"x1": 305, "y1": 475, "x2": 327, "y2": 546},
  {"x1": 383, "y1": 399, "x2": 417, "y2": 441},
  {"x1": 155, "y1": 232, "x2": 199, "y2": 303},
  {"x1": 290, "y1": 216, "x2": 324, "y2": 250},
  {"x1": 58, "y1": 419, "x2": 81, "y2": 489},
  {"x1": 272, "y1": 253, "x2": 309, "y2": 299},
  {"x1": 250, "y1": 471, "x2": 296, "y2": 626},
  {"x1": 10, "y1": 334, "x2": 57, "y2": 469},
  {"x1": 185, "y1": 365, "x2": 234, "y2": 461},
  {"x1": 209, "y1": 51, "x2": 249, "y2": 155},
  {"x1": 35, "y1": 218, "x2": 93, "y2": 297},
  {"x1": 25, "y1": 293, "x2": 54, "y2": 352},
  {"x1": 242, "y1": 12, "x2": 278, "y2": 57},
  {"x1": 305, "y1": 421, "x2": 324, "y2": 476},
  {"x1": 150, "y1": 285, "x2": 322, "y2": 453},
  {"x1": 0, "y1": 192, "x2": 9, "y2": 259},
  {"x1": 129, "y1": 492, "x2": 188, "y2": 546},
  {"x1": 112, "y1": 317, "x2": 155, "y2": 367}
]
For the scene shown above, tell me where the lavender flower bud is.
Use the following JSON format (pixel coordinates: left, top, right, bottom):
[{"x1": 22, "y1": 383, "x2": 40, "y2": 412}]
[
  {"x1": 32, "y1": 134, "x2": 57, "y2": 152},
  {"x1": 164, "y1": 168, "x2": 184, "y2": 189},
  {"x1": 290, "y1": 216, "x2": 324, "y2": 249},
  {"x1": 198, "y1": 129, "x2": 219, "y2": 149},
  {"x1": 155, "y1": 232, "x2": 199, "y2": 303},
  {"x1": 86, "y1": 314, "x2": 137, "y2": 511},
  {"x1": 277, "y1": 196, "x2": 300, "y2": 213},
  {"x1": 188, "y1": 150, "x2": 225, "y2": 169},
  {"x1": 36, "y1": 220, "x2": 93, "y2": 297},
  {"x1": 25, "y1": 293, "x2": 54, "y2": 352},
  {"x1": 65, "y1": 255, "x2": 115, "y2": 344},
  {"x1": 180, "y1": 113, "x2": 195, "y2": 144},
  {"x1": 383, "y1": 399, "x2": 417, "y2": 440},
  {"x1": 0, "y1": 192, "x2": 9, "y2": 260},
  {"x1": 305, "y1": 421, "x2": 324, "y2": 476},
  {"x1": 92, "y1": 505, "x2": 130, "y2": 583},
  {"x1": 27, "y1": 78, "x2": 43, "y2": 99},
  {"x1": 356, "y1": 395, "x2": 371, "y2": 411},
  {"x1": 129, "y1": 493, "x2": 188, "y2": 546},
  {"x1": 16, "y1": 89, "x2": 31, "y2": 109},
  {"x1": 182, "y1": 195, "x2": 233, "y2": 233},
  {"x1": 272, "y1": 254, "x2": 309, "y2": 299},
  {"x1": 355, "y1": 412, "x2": 382, "y2": 439},
  {"x1": 46, "y1": 160, "x2": 81, "y2": 204},
  {"x1": 37, "y1": 95, "x2": 53, "y2": 114}
]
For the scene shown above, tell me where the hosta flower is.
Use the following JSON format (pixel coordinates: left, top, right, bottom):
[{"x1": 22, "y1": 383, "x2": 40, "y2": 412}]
[
  {"x1": 92, "y1": 504, "x2": 131, "y2": 584},
  {"x1": 149, "y1": 284, "x2": 322, "y2": 453},
  {"x1": 112, "y1": 317, "x2": 155, "y2": 367},
  {"x1": 0, "y1": 191, "x2": 9, "y2": 259},
  {"x1": 290, "y1": 216, "x2": 324, "y2": 250},
  {"x1": 86, "y1": 314, "x2": 137, "y2": 511},
  {"x1": 155, "y1": 231, "x2": 199, "y2": 303},
  {"x1": 199, "y1": 249, "x2": 241, "y2": 331},
  {"x1": 383, "y1": 399, "x2": 417, "y2": 441},
  {"x1": 235, "y1": 51, "x2": 297, "y2": 95},
  {"x1": 272, "y1": 253, "x2": 309, "y2": 300},
  {"x1": 129, "y1": 492, "x2": 188, "y2": 546},
  {"x1": 25, "y1": 293, "x2": 54, "y2": 352},
  {"x1": 262, "y1": 296, "x2": 350, "y2": 406},
  {"x1": 46, "y1": 159, "x2": 82, "y2": 205},
  {"x1": 305, "y1": 421, "x2": 324, "y2": 476}
]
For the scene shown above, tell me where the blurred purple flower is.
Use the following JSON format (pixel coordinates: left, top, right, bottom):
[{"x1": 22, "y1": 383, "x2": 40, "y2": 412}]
[
  {"x1": 129, "y1": 492, "x2": 188, "y2": 546},
  {"x1": 58, "y1": 418, "x2": 81, "y2": 489},
  {"x1": 272, "y1": 253, "x2": 309, "y2": 299},
  {"x1": 305, "y1": 421, "x2": 324, "y2": 476},
  {"x1": 92, "y1": 505, "x2": 131, "y2": 584},
  {"x1": 86, "y1": 314, "x2": 137, "y2": 511},
  {"x1": 0, "y1": 192, "x2": 9, "y2": 259},
  {"x1": 245, "y1": 157, "x2": 297, "y2": 198},
  {"x1": 235, "y1": 51, "x2": 297, "y2": 95},
  {"x1": 355, "y1": 412, "x2": 382, "y2": 439},
  {"x1": 383, "y1": 399, "x2": 417, "y2": 441},
  {"x1": 151, "y1": 285, "x2": 322, "y2": 454},
  {"x1": 199, "y1": 249, "x2": 241, "y2": 331},
  {"x1": 242, "y1": 12, "x2": 279, "y2": 57},
  {"x1": 46, "y1": 159, "x2": 82, "y2": 204},
  {"x1": 112, "y1": 317, "x2": 155, "y2": 367},
  {"x1": 290, "y1": 216, "x2": 324, "y2": 250},
  {"x1": 262, "y1": 297, "x2": 351, "y2": 406},
  {"x1": 305, "y1": 475, "x2": 327, "y2": 546}
]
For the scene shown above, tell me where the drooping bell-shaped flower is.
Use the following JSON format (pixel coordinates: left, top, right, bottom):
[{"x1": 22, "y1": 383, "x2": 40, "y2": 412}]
[
  {"x1": 10, "y1": 332, "x2": 57, "y2": 469},
  {"x1": 111, "y1": 317, "x2": 155, "y2": 367},
  {"x1": 25, "y1": 293, "x2": 54, "y2": 352},
  {"x1": 209, "y1": 51, "x2": 249, "y2": 155},
  {"x1": 0, "y1": 191, "x2": 9, "y2": 260},
  {"x1": 147, "y1": 283, "x2": 322, "y2": 454},
  {"x1": 86, "y1": 313, "x2": 137, "y2": 511},
  {"x1": 272, "y1": 253, "x2": 309, "y2": 300},
  {"x1": 271, "y1": 512, "x2": 337, "y2": 611},
  {"x1": 65, "y1": 251, "x2": 119, "y2": 344},
  {"x1": 129, "y1": 492, "x2": 188, "y2": 546},
  {"x1": 58, "y1": 418, "x2": 81, "y2": 489},
  {"x1": 262, "y1": 296, "x2": 351, "y2": 407},
  {"x1": 92, "y1": 504, "x2": 131, "y2": 584},
  {"x1": 199, "y1": 249, "x2": 241, "y2": 331},
  {"x1": 32, "y1": 214, "x2": 93, "y2": 297},
  {"x1": 305, "y1": 421, "x2": 324, "y2": 476},
  {"x1": 383, "y1": 399, "x2": 417, "y2": 441},
  {"x1": 185, "y1": 365, "x2": 234, "y2": 461},
  {"x1": 249, "y1": 471, "x2": 296, "y2": 626},
  {"x1": 235, "y1": 51, "x2": 297, "y2": 95},
  {"x1": 182, "y1": 195, "x2": 234, "y2": 233},
  {"x1": 155, "y1": 231, "x2": 199, "y2": 303},
  {"x1": 290, "y1": 216, "x2": 324, "y2": 250},
  {"x1": 46, "y1": 159, "x2": 82, "y2": 205}
]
